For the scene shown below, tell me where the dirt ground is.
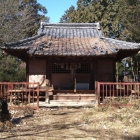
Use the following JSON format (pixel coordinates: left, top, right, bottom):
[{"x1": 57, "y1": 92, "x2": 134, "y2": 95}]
[{"x1": 0, "y1": 105, "x2": 140, "y2": 140}]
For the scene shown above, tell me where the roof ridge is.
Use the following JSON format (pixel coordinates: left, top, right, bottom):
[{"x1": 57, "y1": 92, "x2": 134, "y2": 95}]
[{"x1": 40, "y1": 22, "x2": 101, "y2": 29}]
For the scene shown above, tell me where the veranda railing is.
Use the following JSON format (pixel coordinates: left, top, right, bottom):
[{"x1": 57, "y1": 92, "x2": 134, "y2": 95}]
[
  {"x1": 0, "y1": 82, "x2": 40, "y2": 109},
  {"x1": 97, "y1": 82, "x2": 140, "y2": 106}
]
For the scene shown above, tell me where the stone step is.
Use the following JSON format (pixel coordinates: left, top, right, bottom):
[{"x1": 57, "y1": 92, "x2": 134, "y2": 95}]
[
  {"x1": 53, "y1": 94, "x2": 96, "y2": 100},
  {"x1": 50, "y1": 99, "x2": 96, "y2": 103},
  {"x1": 53, "y1": 90, "x2": 95, "y2": 95}
]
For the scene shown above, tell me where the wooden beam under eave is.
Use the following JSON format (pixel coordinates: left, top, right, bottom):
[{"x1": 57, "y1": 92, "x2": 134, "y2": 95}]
[
  {"x1": 116, "y1": 50, "x2": 140, "y2": 61},
  {"x1": 43, "y1": 56, "x2": 101, "y2": 63},
  {"x1": 2, "y1": 49, "x2": 29, "y2": 62}
]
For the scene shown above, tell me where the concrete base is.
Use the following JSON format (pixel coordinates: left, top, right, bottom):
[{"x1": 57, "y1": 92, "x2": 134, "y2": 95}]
[{"x1": 38, "y1": 100, "x2": 97, "y2": 108}]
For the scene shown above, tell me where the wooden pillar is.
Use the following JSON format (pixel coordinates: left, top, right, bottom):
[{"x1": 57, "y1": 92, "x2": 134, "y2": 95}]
[
  {"x1": 94, "y1": 59, "x2": 98, "y2": 105},
  {"x1": 94, "y1": 59, "x2": 98, "y2": 90},
  {"x1": 74, "y1": 77, "x2": 76, "y2": 93},
  {"x1": 71, "y1": 67, "x2": 76, "y2": 92},
  {"x1": 45, "y1": 79, "x2": 50, "y2": 103},
  {"x1": 45, "y1": 62, "x2": 51, "y2": 103},
  {"x1": 90, "y1": 62, "x2": 94, "y2": 90},
  {"x1": 116, "y1": 61, "x2": 118, "y2": 82},
  {"x1": 26, "y1": 60, "x2": 29, "y2": 82},
  {"x1": 70, "y1": 63, "x2": 77, "y2": 92}
]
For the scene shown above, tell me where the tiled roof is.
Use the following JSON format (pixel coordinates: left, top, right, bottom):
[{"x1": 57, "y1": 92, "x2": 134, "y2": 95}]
[{"x1": 1, "y1": 22, "x2": 140, "y2": 58}]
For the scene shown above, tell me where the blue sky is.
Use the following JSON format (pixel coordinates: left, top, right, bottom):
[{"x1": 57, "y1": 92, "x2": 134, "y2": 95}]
[{"x1": 37, "y1": 0, "x2": 77, "y2": 23}]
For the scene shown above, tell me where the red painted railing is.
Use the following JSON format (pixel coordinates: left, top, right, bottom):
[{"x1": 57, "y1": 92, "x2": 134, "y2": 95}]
[
  {"x1": 0, "y1": 82, "x2": 40, "y2": 109},
  {"x1": 97, "y1": 82, "x2": 140, "y2": 106},
  {"x1": 1, "y1": 81, "x2": 140, "y2": 108}
]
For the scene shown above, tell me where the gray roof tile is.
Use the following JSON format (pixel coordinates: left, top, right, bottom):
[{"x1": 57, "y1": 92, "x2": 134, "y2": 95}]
[{"x1": 1, "y1": 23, "x2": 140, "y2": 58}]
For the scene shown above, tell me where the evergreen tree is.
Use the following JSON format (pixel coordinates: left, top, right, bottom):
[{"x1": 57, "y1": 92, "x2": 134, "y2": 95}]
[
  {"x1": 117, "y1": 0, "x2": 140, "y2": 81},
  {"x1": 60, "y1": 0, "x2": 121, "y2": 37},
  {"x1": 0, "y1": 0, "x2": 49, "y2": 45},
  {"x1": 0, "y1": 0, "x2": 49, "y2": 82},
  {"x1": 0, "y1": 0, "x2": 19, "y2": 45},
  {"x1": 60, "y1": 0, "x2": 140, "y2": 41},
  {"x1": 18, "y1": 0, "x2": 49, "y2": 38},
  {"x1": 60, "y1": 6, "x2": 76, "y2": 23},
  {"x1": 0, "y1": 55, "x2": 26, "y2": 82},
  {"x1": 118, "y1": 0, "x2": 140, "y2": 42}
]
